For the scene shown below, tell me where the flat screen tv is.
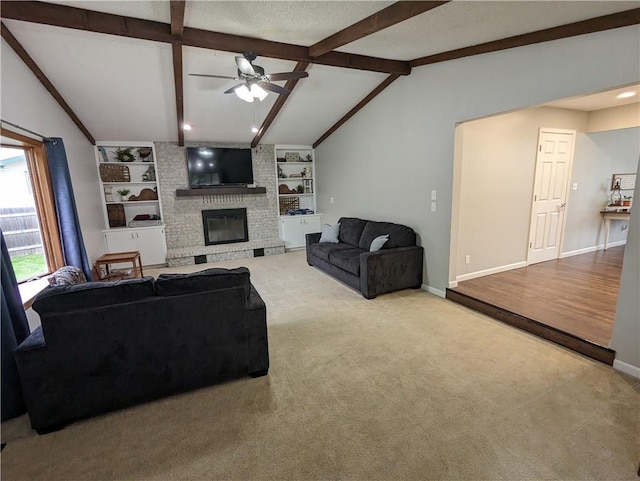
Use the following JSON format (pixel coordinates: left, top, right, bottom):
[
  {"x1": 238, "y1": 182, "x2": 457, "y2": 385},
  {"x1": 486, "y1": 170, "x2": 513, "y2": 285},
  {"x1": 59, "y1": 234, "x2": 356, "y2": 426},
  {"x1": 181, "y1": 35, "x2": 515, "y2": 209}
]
[{"x1": 186, "y1": 147, "x2": 253, "y2": 187}]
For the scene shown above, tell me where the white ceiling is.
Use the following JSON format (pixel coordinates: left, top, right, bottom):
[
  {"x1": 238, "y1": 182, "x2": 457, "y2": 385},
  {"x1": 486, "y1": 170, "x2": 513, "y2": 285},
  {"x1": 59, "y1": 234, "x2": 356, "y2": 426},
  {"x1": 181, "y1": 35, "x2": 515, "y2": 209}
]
[
  {"x1": 2, "y1": 1, "x2": 640, "y2": 145},
  {"x1": 543, "y1": 83, "x2": 640, "y2": 111}
]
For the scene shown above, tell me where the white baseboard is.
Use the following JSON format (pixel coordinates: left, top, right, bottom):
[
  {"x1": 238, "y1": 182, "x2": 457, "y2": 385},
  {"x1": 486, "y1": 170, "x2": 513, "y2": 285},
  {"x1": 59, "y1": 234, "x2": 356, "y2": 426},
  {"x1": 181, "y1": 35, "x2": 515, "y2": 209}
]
[
  {"x1": 422, "y1": 284, "x2": 446, "y2": 298},
  {"x1": 456, "y1": 261, "x2": 527, "y2": 283},
  {"x1": 613, "y1": 360, "x2": 640, "y2": 379},
  {"x1": 448, "y1": 280, "x2": 459, "y2": 289},
  {"x1": 561, "y1": 240, "x2": 626, "y2": 259}
]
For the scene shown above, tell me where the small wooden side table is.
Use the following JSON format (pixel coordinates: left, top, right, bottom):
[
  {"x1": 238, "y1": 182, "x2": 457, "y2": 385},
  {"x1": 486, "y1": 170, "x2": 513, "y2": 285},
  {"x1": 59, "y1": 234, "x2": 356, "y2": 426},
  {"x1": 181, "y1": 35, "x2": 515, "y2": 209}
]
[
  {"x1": 600, "y1": 210, "x2": 631, "y2": 250},
  {"x1": 95, "y1": 251, "x2": 143, "y2": 280}
]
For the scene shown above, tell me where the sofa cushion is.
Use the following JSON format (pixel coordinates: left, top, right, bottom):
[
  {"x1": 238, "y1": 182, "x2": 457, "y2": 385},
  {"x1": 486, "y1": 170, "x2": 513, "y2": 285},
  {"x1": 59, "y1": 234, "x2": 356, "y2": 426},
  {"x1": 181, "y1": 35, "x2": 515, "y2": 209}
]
[
  {"x1": 359, "y1": 221, "x2": 416, "y2": 250},
  {"x1": 155, "y1": 267, "x2": 250, "y2": 298},
  {"x1": 337, "y1": 217, "x2": 367, "y2": 247},
  {"x1": 308, "y1": 242, "x2": 354, "y2": 262},
  {"x1": 328, "y1": 248, "x2": 364, "y2": 276},
  {"x1": 33, "y1": 276, "x2": 156, "y2": 315},
  {"x1": 319, "y1": 223, "x2": 340, "y2": 243}
]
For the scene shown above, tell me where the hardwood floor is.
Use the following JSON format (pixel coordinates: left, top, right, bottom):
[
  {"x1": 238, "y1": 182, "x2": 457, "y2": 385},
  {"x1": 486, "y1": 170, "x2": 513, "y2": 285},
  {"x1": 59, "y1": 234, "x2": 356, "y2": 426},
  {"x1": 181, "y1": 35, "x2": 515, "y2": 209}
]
[{"x1": 447, "y1": 246, "x2": 624, "y2": 364}]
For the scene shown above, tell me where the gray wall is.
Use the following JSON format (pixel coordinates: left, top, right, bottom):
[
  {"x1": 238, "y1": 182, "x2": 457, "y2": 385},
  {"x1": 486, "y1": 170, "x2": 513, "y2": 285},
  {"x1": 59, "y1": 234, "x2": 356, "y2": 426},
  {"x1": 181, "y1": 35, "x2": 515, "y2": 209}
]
[
  {"x1": 1, "y1": 39, "x2": 104, "y2": 264},
  {"x1": 315, "y1": 26, "x2": 640, "y2": 295},
  {"x1": 610, "y1": 160, "x2": 640, "y2": 373},
  {"x1": 565, "y1": 128, "x2": 639, "y2": 253}
]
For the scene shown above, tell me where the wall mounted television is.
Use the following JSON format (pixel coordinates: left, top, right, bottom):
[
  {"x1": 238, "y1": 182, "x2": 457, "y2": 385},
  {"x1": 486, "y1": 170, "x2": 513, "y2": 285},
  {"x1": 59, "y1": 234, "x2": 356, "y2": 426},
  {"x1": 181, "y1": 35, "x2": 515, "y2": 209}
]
[{"x1": 186, "y1": 147, "x2": 253, "y2": 188}]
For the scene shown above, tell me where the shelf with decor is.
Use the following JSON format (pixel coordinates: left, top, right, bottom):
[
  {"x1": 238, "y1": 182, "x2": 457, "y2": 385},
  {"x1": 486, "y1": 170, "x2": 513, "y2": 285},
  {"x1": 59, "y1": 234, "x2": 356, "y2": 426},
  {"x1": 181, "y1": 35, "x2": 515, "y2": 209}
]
[
  {"x1": 275, "y1": 145, "x2": 321, "y2": 249},
  {"x1": 95, "y1": 141, "x2": 166, "y2": 266}
]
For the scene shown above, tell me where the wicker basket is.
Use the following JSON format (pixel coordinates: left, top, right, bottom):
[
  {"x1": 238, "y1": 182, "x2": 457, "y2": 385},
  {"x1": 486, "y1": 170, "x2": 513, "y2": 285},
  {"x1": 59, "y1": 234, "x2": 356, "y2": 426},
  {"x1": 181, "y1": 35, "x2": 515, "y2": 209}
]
[
  {"x1": 99, "y1": 163, "x2": 130, "y2": 182},
  {"x1": 279, "y1": 197, "x2": 299, "y2": 215}
]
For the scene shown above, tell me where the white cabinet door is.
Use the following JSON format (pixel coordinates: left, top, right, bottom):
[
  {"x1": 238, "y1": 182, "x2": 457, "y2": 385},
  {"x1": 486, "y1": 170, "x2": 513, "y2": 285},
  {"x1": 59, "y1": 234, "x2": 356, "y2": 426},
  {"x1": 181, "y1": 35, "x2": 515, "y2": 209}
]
[
  {"x1": 104, "y1": 229, "x2": 137, "y2": 253},
  {"x1": 136, "y1": 227, "x2": 167, "y2": 266},
  {"x1": 279, "y1": 214, "x2": 322, "y2": 249},
  {"x1": 104, "y1": 227, "x2": 167, "y2": 266}
]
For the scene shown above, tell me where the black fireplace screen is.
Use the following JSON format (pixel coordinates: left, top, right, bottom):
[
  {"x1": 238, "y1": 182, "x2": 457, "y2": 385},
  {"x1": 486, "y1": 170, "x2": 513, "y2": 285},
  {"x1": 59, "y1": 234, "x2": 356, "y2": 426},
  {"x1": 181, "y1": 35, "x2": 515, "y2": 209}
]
[{"x1": 202, "y1": 208, "x2": 249, "y2": 246}]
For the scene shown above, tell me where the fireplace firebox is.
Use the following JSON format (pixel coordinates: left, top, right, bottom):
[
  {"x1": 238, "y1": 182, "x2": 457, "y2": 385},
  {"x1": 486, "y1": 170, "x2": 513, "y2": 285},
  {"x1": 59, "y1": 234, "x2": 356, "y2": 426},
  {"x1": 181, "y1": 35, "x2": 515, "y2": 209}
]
[{"x1": 202, "y1": 208, "x2": 249, "y2": 246}]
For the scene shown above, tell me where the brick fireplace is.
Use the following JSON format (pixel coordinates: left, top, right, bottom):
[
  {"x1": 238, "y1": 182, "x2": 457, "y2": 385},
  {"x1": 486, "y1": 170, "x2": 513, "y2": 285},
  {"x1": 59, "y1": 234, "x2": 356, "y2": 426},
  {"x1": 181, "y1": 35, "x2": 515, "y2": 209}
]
[{"x1": 154, "y1": 142, "x2": 284, "y2": 267}]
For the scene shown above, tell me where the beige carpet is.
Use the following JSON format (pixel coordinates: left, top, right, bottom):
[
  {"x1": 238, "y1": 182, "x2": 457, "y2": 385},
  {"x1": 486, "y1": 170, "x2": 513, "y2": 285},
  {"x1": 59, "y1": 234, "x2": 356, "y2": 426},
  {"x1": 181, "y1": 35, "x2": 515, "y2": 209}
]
[{"x1": 2, "y1": 250, "x2": 639, "y2": 480}]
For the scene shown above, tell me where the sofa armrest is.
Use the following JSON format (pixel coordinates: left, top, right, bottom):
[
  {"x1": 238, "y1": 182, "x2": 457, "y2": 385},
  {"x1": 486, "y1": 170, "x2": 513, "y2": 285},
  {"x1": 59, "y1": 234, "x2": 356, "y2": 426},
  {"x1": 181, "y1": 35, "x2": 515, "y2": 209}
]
[
  {"x1": 360, "y1": 246, "x2": 424, "y2": 299},
  {"x1": 305, "y1": 232, "x2": 322, "y2": 266},
  {"x1": 306, "y1": 232, "x2": 321, "y2": 246},
  {"x1": 245, "y1": 284, "x2": 269, "y2": 375}
]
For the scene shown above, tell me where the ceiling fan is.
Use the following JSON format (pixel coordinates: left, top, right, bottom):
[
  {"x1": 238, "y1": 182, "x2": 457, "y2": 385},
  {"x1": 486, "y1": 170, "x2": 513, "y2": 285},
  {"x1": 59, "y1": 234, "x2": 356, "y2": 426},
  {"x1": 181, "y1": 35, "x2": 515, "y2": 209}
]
[{"x1": 189, "y1": 52, "x2": 309, "y2": 102}]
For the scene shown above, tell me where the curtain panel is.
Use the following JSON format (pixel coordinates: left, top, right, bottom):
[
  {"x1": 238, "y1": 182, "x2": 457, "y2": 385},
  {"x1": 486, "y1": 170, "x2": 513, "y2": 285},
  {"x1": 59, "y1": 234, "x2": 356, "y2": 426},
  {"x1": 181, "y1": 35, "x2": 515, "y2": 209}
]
[
  {"x1": 1, "y1": 229, "x2": 30, "y2": 421},
  {"x1": 44, "y1": 138, "x2": 93, "y2": 280}
]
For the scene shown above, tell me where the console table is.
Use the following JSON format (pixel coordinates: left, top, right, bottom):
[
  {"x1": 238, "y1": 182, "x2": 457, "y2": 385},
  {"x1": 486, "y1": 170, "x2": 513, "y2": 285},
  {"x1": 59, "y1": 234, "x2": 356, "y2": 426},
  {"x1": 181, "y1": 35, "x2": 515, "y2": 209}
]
[{"x1": 600, "y1": 210, "x2": 631, "y2": 250}]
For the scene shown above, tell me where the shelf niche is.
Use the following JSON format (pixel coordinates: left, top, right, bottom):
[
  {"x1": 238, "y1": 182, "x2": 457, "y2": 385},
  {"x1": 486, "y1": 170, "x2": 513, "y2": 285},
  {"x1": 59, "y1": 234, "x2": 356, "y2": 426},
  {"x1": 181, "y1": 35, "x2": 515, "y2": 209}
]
[{"x1": 176, "y1": 186, "x2": 267, "y2": 197}]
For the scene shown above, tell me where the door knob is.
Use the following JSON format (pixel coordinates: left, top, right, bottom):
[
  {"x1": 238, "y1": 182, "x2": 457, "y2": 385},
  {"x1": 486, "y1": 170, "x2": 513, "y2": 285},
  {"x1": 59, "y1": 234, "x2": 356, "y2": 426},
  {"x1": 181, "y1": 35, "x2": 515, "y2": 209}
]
[{"x1": 559, "y1": 202, "x2": 567, "y2": 208}]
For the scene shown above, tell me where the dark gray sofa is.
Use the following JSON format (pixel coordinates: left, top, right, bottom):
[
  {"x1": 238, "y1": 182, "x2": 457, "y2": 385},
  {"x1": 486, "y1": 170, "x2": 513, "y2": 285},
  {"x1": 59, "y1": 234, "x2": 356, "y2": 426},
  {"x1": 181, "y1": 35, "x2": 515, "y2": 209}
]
[
  {"x1": 15, "y1": 267, "x2": 269, "y2": 433},
  {"x1": 306, "y1": 217, "x2": 424, "y2": 299}
]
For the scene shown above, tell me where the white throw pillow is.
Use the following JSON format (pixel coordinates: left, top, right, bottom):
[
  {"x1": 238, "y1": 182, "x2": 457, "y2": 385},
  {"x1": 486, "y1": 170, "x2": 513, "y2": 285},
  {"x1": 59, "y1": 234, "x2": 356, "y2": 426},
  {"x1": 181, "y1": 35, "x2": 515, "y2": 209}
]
[
  {"x1": 369, "y1": 234, "x2": 389, "y2": 252},
  {"x1": 319, "y1": 223, "x2": 340, "y2": 243}
]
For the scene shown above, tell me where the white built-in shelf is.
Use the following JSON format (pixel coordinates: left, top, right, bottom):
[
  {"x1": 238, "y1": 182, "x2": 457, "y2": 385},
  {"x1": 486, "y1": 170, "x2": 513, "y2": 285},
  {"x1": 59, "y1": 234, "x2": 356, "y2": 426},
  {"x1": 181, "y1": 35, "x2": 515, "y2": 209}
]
[
  {"x1": 277, "y1": 162, "x2": 313, "y2": 165},
  {"x1": 279, "y1": 193, "x2": 314, "y2": 197},
  {"x1": 103, "y1": 181, "x2": 157, "y2": 185},
  {"x1": 105, "y1": 200, "x2": 159, "y2": 205},
  {"x1": 278, "y1": 178, "x2": 313, "y2": 181},
  {"x1": 99, "y1": 161, "x2": 155, "y2": 166}
]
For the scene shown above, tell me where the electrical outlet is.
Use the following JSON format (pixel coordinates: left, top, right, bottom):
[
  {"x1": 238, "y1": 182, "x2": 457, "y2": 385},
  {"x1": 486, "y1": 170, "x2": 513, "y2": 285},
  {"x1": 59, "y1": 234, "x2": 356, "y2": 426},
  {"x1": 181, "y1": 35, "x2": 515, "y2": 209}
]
[
  {"x1": 431, "y1": 202, "x2": 436, "y2": 212},
  {"x1": 330, "y1": 197, "x2": 334, "y2": 204},
  {"x1": 465, "y1": 255, "x2": 471, "y2": 265},
  {"x1": 572, "y1": 183, "x2": 578, "y2": 191}
]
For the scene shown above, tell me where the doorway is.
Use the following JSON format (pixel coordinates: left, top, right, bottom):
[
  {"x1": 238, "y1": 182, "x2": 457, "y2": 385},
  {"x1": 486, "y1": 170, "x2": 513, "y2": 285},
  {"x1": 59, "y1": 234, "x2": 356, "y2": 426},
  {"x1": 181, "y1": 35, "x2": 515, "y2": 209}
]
[{"x1": 448, "y1": 104, "x2": 636, "y2": 360}]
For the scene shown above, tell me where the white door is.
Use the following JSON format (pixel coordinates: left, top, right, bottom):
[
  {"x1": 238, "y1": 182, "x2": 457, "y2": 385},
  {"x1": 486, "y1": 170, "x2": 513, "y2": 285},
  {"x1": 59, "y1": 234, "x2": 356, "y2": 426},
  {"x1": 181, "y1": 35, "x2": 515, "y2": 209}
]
[
  {"x1": 136, "y1": 227, "x2": 167, "y2": 266},
  {"x1": 527, "y1": 128, "x2": 575, "y2": 265}
]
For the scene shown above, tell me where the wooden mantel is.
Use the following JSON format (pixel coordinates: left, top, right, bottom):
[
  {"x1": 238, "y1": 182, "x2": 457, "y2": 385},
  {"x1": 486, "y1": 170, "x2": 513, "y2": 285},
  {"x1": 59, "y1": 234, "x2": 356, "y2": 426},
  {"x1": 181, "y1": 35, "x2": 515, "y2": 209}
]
[{"x1": 176, "y1": 186, "x2": 267, "y2": 197}]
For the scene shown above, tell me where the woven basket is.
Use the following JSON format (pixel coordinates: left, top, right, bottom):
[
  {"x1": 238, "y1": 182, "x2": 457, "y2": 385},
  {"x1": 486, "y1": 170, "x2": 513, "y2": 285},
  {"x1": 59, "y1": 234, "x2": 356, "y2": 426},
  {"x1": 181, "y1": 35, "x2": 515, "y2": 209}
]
[
  {"x1": 99, "y1": 163, "x2": 130, "y2": 182},
  {"x1": 279, "y1": 197, "x2": 299, "y2": 215}
]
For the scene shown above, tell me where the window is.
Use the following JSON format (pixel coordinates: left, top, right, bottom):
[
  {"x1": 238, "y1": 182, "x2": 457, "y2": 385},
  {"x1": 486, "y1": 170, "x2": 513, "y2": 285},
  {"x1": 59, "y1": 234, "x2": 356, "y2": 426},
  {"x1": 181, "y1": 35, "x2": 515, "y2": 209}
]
[{"x1": 1, "y1": 129, "x2": 64, "y2": 283}]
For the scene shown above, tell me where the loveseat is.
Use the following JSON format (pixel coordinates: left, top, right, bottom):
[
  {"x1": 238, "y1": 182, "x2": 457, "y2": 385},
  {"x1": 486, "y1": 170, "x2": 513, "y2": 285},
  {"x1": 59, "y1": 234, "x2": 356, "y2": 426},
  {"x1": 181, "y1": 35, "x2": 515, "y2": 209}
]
[
  {"x1": 15, "y1": 267, "x2": 269, "y2": 433},
  {"x1": 306, "y1": 217, "x2": 424, "y2": 299}
]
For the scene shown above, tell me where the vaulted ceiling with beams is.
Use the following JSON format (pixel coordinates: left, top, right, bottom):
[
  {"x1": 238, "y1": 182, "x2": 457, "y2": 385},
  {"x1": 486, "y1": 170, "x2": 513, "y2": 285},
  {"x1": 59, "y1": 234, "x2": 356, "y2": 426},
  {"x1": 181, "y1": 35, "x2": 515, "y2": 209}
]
[{"x1": 2, "y1": 1, "x2": 639, "y2": 147}]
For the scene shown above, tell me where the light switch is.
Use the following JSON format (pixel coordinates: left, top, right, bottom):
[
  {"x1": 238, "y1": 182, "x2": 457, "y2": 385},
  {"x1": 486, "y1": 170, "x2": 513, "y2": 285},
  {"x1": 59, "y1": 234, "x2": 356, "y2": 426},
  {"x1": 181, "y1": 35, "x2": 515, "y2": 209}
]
[
  {"x1": 572, "y1": 183, "x2": 578, "y2": 191},
  {"x1": 330, "y1": 197, "x2": 334, "y2": 204},
  {"x1": 431, "y1": 190, "x2": 437, "y2": 201}
]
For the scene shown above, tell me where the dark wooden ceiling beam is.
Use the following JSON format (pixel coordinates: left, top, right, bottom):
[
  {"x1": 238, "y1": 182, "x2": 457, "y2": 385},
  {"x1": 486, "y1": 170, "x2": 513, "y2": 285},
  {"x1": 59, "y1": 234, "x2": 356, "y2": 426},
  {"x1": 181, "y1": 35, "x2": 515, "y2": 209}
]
[
  {"x1": 251, "y1": 62, "x2": 310, "y2": 148},
  {"x1": 411, "y1": 7, "x2": 640, "y2": 67},
  {"x1": 309, "y1": 1, "x2": 448, "y2": 58},
  {"x1": 313, "y1": 73, "x2": 401, "y2": 148},
  {"x1": 170, "y1": 0, "x2": 186, "y2": 37},
  {"x1": 0, "y1": 1, "x2": 410, "y2": 74},
  {"x1": 1, "y1": 22, "x2": 95, "y2": 145},
  {"x1": 172, "y1": 43, "x2": 185, "y2": 146},
  {"x1": 170, "y1": 1, "x2": 186, "y2": 146}
]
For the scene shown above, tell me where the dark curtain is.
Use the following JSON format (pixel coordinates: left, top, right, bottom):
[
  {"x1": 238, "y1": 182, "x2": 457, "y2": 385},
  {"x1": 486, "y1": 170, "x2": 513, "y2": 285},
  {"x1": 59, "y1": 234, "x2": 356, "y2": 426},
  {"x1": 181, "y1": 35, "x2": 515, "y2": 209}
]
[
  {"x1": 44, "y1": 138, "x2": 93, "y2": 280},
  {"x1": 1, "y1": 229, "x2": 30, "y2": 421}
]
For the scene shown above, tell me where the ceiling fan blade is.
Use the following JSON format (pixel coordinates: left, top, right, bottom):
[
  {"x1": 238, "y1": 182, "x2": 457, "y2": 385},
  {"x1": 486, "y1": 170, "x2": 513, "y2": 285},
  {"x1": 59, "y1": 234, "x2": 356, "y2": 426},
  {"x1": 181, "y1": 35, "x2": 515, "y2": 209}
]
[
  {"x1": 235, "y1": 56, "x2": 255, "y2": 76},
  {"x1": 224, "y1": 83, "x2": 245, "y2": 94},
  {"x1": 259, "y1": 82, "x2": 291, "y2": 95},
  {"x1": 266, "y1": 72, "x2": 309, "y2": 82},
  {"x1": 189, "y1": 74, "x2": 237, "y2": 80}
]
